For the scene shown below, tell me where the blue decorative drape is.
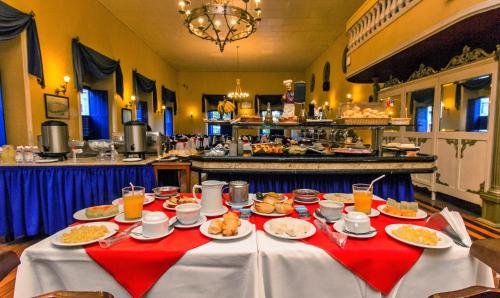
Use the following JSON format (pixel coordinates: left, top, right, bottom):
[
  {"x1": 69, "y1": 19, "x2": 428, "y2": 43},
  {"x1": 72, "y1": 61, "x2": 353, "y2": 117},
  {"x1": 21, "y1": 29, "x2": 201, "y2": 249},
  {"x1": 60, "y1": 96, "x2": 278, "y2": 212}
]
[
  {"x1": 0, "y1": 165, "x2": 156, "y2": 239},
  {"x1": 208, "y1": 173, "x2": 415, "y2": 202},
  {"x1": 72, "y1": 38, "x2": 124, "y2": 98},
  {"x1": 88, "y1": 89, "x2": 109, "y2": 139},
  {"x1": 133, "y1": 70, "x2": 157, "y2": 112},
  {"x1": 136, "y1": 101, "x2": 148, "y2": 124},
  {"x1": 164, "y1": 107, "x2": 173, "y2": 136},
  {"x1": 162, "y1": 85, "x2": 177, "y2": 115},
  {"x1": 0, "y1": 74, "x2": 6, "y2": 145},
  {"x1": 0, "y1": 1, "x2": 44, "y2": 87}
]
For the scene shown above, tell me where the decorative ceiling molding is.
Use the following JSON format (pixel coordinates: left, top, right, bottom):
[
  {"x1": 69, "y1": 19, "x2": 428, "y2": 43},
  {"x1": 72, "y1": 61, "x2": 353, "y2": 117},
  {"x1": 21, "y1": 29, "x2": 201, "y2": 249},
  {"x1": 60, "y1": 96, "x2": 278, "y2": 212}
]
[
  {"x1": 441, "y1": 45, "x2": 496, "y2": 71},
  {"x1": 382, "y1": 75, "x2": 402, "y2": 88},
  {"x1": 407, "y1": 64, "x2": 437, "y2": 82}
]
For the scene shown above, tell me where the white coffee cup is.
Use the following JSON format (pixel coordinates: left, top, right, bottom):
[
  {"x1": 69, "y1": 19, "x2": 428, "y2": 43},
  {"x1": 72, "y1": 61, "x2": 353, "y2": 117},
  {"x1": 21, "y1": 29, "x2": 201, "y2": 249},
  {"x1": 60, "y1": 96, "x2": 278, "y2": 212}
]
[
  {"x1": 344, "y1": 211, "x2": 371, "y2": 234},
  {"x1": 176, "y1": 203, "x2": 201, "y2": 225},
  {"x1": 142, "y1": 212, "x2": 169, "y2": 237},
  {"x1": 319, "y1": 200, "x2": 343, "y2": 220}
]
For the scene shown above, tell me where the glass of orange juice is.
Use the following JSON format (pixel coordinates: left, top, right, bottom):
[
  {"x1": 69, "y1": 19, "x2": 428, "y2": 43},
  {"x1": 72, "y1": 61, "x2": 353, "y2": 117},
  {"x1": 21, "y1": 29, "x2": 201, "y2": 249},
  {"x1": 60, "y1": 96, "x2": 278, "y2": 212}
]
[
  {"x1": 122, "y1": 186, "x2": 145, "y2": 220},
  {"x1": 352, "y1": 184, "x2": 373, "y2": 215}
]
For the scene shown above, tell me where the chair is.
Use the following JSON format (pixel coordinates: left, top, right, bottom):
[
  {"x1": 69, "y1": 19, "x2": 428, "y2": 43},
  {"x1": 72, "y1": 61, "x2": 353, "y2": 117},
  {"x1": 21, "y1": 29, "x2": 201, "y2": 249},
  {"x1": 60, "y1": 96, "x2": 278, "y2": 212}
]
[
  {"x1": 429, "y1": 238, "x2": 500, "y2": 298},
  {"x1": 0, "y1": 250, "x2": 20, "y2": 281}
]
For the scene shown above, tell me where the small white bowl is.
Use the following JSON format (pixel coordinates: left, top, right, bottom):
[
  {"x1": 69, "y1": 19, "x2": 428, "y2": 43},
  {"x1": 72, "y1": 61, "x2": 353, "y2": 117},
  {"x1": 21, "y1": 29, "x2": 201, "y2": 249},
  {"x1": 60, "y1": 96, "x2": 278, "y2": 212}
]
[
  {"x1": 142, "y1": 212, "x2": 169, "y2": 238},
  {"x1": 344, "y1": 211, "x2": 371, "y2": 234},
  {"x1": 175, "y1": 203, "x2": 201, "y2": 225}
]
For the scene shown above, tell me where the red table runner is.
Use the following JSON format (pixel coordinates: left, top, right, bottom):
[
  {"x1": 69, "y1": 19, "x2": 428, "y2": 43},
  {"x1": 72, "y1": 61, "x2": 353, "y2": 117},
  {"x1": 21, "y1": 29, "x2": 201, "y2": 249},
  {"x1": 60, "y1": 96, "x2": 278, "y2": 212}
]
[
  {"x1": 83, "y1": 199, "x2": 211, "y2": 298},
  {"x1": 250, "y1": 195, "x2": 426, "y2": 295}
]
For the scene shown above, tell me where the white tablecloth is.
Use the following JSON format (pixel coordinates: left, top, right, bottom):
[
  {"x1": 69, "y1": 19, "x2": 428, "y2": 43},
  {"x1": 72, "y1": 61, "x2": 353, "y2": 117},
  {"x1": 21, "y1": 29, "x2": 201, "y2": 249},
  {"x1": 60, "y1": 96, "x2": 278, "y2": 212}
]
[{"x1": 15, "y1": 230, "x2": 493, "y2": 298}]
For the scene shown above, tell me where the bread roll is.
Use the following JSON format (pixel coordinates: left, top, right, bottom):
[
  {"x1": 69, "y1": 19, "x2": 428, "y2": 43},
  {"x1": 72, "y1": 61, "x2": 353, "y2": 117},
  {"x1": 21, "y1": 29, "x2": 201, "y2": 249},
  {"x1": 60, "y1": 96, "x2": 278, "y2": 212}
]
[
  {"x1": 208, "y1": 219, "x2": 223, "y2": 234},
  {"x1": 275, "y1": 203, "x2": 294, "y2": 215},
  {"x1": 255, "y1": 202, "x2": 275, "y2": 214}
]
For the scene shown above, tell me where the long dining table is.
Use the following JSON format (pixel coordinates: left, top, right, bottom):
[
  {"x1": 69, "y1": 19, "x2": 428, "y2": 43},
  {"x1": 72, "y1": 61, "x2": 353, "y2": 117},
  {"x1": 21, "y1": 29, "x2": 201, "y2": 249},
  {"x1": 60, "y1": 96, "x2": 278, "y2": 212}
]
[{"x1": 14, "y1": 194, "x2": 494, "y2": 298}]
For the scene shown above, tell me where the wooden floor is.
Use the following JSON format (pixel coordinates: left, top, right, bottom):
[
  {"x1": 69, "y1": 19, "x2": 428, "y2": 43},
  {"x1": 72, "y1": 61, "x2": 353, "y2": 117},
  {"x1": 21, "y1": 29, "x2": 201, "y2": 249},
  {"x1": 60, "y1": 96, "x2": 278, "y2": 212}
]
[{"x1": 1, "y1": 193, "x2": 498, "y2": 298}]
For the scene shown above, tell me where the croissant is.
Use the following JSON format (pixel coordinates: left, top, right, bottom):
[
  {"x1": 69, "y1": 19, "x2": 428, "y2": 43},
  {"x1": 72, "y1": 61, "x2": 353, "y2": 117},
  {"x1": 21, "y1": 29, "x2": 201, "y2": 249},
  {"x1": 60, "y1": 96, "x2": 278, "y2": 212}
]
[
  {"x1": 255, "y1": 202, "x2": 275, "y2": 214},
  {"x1": 222, "y1": 218, "x2": 239, "y2": 236},
  {"x1": 263, "y1": 197, "x2": 280, "y2": 205},
  {"x1": 275, "y1": 203, "x2": 294, "y2": 215},
  {"x1": 208, "y1": 219, "x2": 223, "y2": 234}
]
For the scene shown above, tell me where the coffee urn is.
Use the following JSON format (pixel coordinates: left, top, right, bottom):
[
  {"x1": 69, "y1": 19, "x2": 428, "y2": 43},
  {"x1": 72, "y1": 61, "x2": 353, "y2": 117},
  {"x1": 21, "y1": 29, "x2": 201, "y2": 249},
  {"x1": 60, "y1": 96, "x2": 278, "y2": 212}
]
[
  {"x1": 40, "y1": 120, "x2": 70, "y2": 160},
  {"x1": 124, "y1": 121, "x2": 147, "y2": 159}
]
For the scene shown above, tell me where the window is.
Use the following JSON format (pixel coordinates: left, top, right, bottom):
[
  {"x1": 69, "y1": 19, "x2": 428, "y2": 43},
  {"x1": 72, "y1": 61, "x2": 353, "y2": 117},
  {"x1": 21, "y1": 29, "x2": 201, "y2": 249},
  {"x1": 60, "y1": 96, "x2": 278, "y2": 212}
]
[
  {"x1": 207, "y1": 111, "x2": 232, "y2": 136},
  {"x1": 164, "y1": 107, "x2": 174, "y2": 136},
  {"x1": 137, "y1": 101, "x2": 148, "y2": 124},
  {"x1": 466, "y1": 97, "x2": 489, "y2": 132},
  {"x1": 479, "y1": 97, "x2": 489, "y2": 117},
  {"x1": 415, "y1": 106, "x2": 432, "y2": 133},
  {"x1": 80, "y1": 88, "x2": 109, "y2": 140}
]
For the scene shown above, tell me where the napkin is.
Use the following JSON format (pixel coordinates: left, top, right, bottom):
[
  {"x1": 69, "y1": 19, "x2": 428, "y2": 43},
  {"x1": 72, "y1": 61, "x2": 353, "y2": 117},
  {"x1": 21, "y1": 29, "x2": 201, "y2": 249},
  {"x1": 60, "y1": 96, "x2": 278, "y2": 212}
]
[{"x1": 441, "y1": 207, "x2": 472, "y2": 247}]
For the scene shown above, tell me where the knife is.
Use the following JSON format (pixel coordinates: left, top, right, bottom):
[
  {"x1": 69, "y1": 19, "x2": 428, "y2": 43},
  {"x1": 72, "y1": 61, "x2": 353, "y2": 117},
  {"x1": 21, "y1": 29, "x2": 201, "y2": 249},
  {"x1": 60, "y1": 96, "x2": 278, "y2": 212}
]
[{"x1": 99, "y1": 222, "x2": 142, "y2": 248}]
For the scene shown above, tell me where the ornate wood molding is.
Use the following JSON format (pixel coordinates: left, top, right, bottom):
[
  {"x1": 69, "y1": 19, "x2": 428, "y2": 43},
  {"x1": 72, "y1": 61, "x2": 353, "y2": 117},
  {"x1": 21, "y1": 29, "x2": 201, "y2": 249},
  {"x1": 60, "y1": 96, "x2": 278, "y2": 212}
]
[
  {"x1": 442, "y1": 45, "x2": 496, "y2": 71},
  {"x1": 407, "y1": 64, "x2": 437, "y2": 81},
  {"x1": 383, "y1": 75, "x2": 402, "y2": 88},
  {"x1": 460, "y1": 139, "x2": 478, "y2": 159},
  {"x1": 467, "y1": 181, "x2": 485, "y2": 195},
  {"x1": 435, "y1": 172, "x2": 449, "y2": 186},
  {"x1": 445, "y1": 139, "x2": 459, "y2": 158}
]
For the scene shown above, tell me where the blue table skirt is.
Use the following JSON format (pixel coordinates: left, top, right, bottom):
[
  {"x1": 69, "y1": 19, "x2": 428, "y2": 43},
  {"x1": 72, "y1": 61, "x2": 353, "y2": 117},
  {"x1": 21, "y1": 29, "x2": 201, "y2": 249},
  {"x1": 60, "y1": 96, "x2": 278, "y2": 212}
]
[
  {"x1": 0, "y1": 165, "x2": 155, "y2": 239},
  {"x1": 208, "y1": 173, "x2": 414, "y2": 202}
]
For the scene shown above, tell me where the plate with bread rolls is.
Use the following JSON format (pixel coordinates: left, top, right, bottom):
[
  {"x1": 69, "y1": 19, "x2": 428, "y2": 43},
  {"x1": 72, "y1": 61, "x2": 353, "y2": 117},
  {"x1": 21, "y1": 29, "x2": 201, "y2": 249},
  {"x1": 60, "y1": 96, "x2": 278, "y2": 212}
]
[
  {"x1": 200, "y1": 211, "x2": 253, "y2": 240},
  {"x1": 264, "y1": 217, "x2": 316, "y2": 240},
  {"x1": 250, "y1": 198, "x2": 295, "y2": 217}
]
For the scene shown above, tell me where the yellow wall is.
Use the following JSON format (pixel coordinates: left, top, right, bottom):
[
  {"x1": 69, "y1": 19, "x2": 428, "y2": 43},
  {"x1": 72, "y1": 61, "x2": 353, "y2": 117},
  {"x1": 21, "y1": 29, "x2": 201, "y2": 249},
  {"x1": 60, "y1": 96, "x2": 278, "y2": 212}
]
[
  {"x1": 2, "y1": 0, "x2": 177, "y2": 144},
  {"x1": 347, "y1": 0, "x2": 494, "y2": 77},
  {"x1": 175, "y1": 71, "x2": 304, "y2": 134}
]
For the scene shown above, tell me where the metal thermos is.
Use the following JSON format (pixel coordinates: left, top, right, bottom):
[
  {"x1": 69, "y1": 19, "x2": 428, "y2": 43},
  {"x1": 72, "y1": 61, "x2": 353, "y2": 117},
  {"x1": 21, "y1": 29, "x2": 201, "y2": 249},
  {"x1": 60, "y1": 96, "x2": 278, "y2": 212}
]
[
  {"x1": 229, "y1": 180, "x2": 249, "y2": 203},
  {"x1": 124, "y1": 121, "x2": 147, "y2": 154},
  {"x1": 41, "y1": 121, "x2": 69, "y2": 154}
]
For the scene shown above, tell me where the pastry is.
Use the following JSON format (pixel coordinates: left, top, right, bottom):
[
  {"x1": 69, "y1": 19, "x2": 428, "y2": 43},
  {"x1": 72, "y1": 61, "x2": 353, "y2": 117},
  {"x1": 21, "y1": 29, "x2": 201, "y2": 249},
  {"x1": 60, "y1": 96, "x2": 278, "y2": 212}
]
[
  {"x1": 263, "y1": 197, "x2": 280, "y2": 205},
  {"x1": 208, "y1": 219, "x2": 223, "y2": 234},
  {"x1": 222, "y1": 218, "x2": 239, "y2": 236},
  {"x1": 255, "y1": 202, "x2": 275, "y2": 214},
  {"x1": 85, "y1": 205, "x2": 119, "y2": 218},
  {"x1": 274, "y1": 203, "x2": 294, "y2": 215},
  {"x1": 223, "y1": 211, "x2": 241, "y2": 226}
]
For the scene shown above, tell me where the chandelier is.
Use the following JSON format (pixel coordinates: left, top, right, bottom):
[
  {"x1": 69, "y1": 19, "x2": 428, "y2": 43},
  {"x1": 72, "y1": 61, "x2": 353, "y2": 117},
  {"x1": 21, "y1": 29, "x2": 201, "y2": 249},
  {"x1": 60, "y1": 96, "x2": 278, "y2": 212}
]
[
  {"x1": 228, "y1": 46, "x2": 249, "y2": 100},
  {"x1": 178, "y1": 0, "x2": 262, "y2": 52}
]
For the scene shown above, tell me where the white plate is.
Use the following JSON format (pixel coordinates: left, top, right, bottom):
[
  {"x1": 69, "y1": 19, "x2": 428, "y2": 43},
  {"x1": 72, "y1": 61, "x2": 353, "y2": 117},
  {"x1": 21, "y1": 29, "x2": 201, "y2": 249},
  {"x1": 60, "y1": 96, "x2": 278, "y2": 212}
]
[
  {"x1": 130, "y1": 224, "x2": 174, "y2": 241},
  {"x1": 73, "y1": 207, "x2": 118, "y2": 221},
  {"x1": 385, "y1": 224, "x2": 452, "y2": 249},
  {"x1": 113, "y1": 211, "x2": 151, "y2": 224},
  {"x1": 162, "y1": 199, "x2": 201, "y2": 211},
  {"x1": 313, "y1": 209, "x2": 344, "y2": 223},
  {"x1": 172, "y1": 215, "x2": 207, "y2": 229},
  {"x1": 377, "y1": 204, "x2": 428, "y2": 220},
  {"x1": 253, "y1": 194, "x2": 288, "y2": 203},
  {"x1": 201, "y1": 206, "x2": 229, "y2": 217},
  {"x1": 122, "y1": 157, "x2": 142, "y2": 162},
  {"x1": 263, "y1": 218, "x2": 316, "y2": 240},
  {"x1": 323, "y1": 193, "x2": 355, "y2": 204},
  {"x1": 199, "y1": 219, "x2": 253, "y2": 240},
  {"x1": 293, "y1": 197, "x2": 320, "y2": 204},
  {"x1": 35, "y1": 158, "x2": 59, "y2": 163},
  {"x1": 112, "y1": 193, "x2": 155, "y2": 206},
  {"x1": 226, "y1": 198, "x2": 254, "y2": 208},
  {"x1": 345, "y1": 206, "x2": 380, "y2": 217},
  {"x1": 51, "y1": 222, "x2": 118, "y2": 247},
  {"x1": 333, "y1": 220, "x2": 377, "y2": 239},
  {"x1": 250, "y1": 205, "x2": 288, "y2": 217}
]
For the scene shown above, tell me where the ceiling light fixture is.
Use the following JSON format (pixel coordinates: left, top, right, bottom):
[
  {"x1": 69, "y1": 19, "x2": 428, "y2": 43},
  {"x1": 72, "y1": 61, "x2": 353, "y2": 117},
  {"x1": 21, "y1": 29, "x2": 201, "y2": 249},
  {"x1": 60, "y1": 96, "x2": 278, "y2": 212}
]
[
  {"x1": 227, "y1": 46, "x2": 249, "y2": 100},
  {"x1": 178, "y1": 0, "x2": 262, "y2": 52}
]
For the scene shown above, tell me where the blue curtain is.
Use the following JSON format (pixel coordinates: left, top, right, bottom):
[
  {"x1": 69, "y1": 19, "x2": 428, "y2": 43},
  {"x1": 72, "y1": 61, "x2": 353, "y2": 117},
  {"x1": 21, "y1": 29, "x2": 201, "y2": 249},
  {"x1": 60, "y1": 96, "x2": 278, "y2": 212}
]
[
  {"x1": 88, "y1": 89, "x2": 109, "y2": 139},
  {"x1": 136, "y1": 101, "x2": 148, "y2": 124},
  {"x1": 466, "y1": 98, "x2": 486, "y2": 132},
  {"x1": 72, "y1": 38, "x2": 123, "y2": 98},
  {"x1": 0, "y1": 1, "x2": 44, "y2": 87},
  {"x1": 133, "y1": 70, "x2": 157, "y2": 111},
  {"x1": 415, "y1": 107, "x2": 428, "y2": 132},
  {"x1": 162, "y1": 85, "x2": 177, "y2": 115},
  {"x1": 0, "y1": 165, "x2": 156, "y2": 239},
  {"x1": 0, "y1": 74, "x2": 5, "y2": 145},
  {"x1": 164, "y1": 107, "x2": 173, "y2": 136}
]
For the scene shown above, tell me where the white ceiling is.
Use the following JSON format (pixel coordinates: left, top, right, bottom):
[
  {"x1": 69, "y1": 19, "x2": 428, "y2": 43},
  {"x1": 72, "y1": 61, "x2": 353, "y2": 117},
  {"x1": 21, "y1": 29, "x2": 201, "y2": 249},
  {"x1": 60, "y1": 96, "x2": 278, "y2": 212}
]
[{"x1": 97, "y1": 0, "x2": 364, "y2": 72}]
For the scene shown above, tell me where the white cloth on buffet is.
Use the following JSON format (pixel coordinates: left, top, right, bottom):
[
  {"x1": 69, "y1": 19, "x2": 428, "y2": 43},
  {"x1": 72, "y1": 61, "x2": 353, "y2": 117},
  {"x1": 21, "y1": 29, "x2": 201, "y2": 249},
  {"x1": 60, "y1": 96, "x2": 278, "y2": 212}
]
[
  {"x1": 257, "y1": 230, "x2": 493, "y2": 298},
  {"x1": 14, "y1": 227, "x2": 260, "y2": 298}
]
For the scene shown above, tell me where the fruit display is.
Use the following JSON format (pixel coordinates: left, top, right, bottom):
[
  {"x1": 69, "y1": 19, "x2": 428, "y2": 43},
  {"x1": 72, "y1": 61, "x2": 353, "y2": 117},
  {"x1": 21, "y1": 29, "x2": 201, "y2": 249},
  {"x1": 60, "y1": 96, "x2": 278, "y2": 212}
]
[{"x1": 217, "y1": 100, "x2": 236, "y2": 115}]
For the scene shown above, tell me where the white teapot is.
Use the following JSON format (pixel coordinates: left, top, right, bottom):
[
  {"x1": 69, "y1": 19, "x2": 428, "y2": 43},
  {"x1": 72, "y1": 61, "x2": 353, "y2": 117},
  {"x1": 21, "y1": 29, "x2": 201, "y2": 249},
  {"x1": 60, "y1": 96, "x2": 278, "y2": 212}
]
[{"x1": 192, "y1": 180, "x2": 227, "y2": 215}]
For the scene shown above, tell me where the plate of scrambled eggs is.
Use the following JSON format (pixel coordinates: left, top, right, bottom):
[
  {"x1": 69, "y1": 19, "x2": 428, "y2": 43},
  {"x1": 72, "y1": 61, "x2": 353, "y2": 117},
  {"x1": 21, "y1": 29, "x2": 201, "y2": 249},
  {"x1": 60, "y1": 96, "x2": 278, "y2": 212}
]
[
  {"x1": 52, "y1": 222, "x2": 118, "y2": 247},
  {"x1": 385, "y1": 224, "x2": 452, "y2": 249}
]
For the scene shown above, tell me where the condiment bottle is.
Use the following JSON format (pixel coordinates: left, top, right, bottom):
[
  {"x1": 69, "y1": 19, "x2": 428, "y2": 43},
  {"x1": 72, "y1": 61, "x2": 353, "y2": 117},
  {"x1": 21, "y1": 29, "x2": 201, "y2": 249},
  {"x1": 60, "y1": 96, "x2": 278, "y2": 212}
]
[
  {"x1": 15, "y1": 146, "x2": 24, "y2": 163},
  {"x1": 24, "y1": 146, "x2": 34, "y2": 163},
  {"x1": 264, "y1": 102, "x2": 273, "y2": 124}
]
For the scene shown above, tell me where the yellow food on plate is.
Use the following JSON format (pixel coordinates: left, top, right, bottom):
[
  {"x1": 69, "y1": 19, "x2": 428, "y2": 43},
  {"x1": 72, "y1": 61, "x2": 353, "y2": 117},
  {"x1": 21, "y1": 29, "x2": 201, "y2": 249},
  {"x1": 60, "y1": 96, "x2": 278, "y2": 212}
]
[
  {"x1": 85, "y1": 205, "x2": 118, "y2": 218},
  {"x1": 274, "y1": 203, "x2": 294, "y2": 215},
  {"x1": 166, "y1": 196, "x2": 197, "y2": 208},
  {"x1": 255, "y1": 202, "x2": 275, "y2": 214},
  {"x1": 383, "y1": 199, "x2": 418, "y2": 217},
  {"x1": 391, "y1": 225, "x2": 440, "y2": 246},
  {"x1": 62, "y1": 225, "x2": 109, "y2": 243},
  {"x1": 208, "y1": 219, "x2": 223, "y2": 234},
  {"x1": 209, "y1": 211, "x2": 240, "y2": 237},
  {"x1": 222, "y1": 218, "x2": 239, "y2": 236},
  {"x1": 263, "y1": 196, "x2": 281, "y2": 205}
]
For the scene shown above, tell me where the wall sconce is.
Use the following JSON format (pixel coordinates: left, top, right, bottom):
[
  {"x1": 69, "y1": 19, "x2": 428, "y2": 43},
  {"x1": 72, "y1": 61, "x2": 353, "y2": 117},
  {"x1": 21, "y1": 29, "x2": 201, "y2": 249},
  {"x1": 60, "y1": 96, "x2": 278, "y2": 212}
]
[
  {"x1": 190, "y1": 111, "x2": 194, "y2": 118},
  {"x1": 346, "y1": 93, "x2": 353, "y2": 102},
  {"x1": 323, "y1": 101, "x2": 331, "y2": 111},
  {"x1": 441, "y1": 103, "x2": 450, "y2": 112},
  {"x1": 55, "y1": 75, "x2": 70, "y2": 95},
  {"x1": 155, "y1": 104, "x2": 166, "y2": 115},
  {"x1": 126, "y1": 95, "x2": 137, "y2": 108}
]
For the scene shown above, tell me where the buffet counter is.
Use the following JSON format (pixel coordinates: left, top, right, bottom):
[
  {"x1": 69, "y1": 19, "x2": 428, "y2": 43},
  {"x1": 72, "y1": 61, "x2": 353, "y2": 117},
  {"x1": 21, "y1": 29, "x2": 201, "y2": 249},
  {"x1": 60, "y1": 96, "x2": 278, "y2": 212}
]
[{"x1": 0, "y1": 156, "x2": 158, "y2": 167}]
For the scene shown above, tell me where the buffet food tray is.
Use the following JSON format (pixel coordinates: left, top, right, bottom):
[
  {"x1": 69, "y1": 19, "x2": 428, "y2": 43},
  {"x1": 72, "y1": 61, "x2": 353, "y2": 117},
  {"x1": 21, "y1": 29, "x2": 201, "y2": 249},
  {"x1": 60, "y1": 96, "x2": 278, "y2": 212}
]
[{"x1": 337, "y1": 117, "x2": 390, "y2": 125}]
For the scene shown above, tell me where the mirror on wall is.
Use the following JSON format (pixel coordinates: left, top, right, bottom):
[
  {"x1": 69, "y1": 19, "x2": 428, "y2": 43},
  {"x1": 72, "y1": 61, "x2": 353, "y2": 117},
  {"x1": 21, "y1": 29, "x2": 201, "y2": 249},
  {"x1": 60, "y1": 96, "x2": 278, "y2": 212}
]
[
  {"x1": 439, "y1": 74, "x2": 492, "y2": 132},
  {"x1": 406, "y1": 88, "x2": 435, "y2": 133}
]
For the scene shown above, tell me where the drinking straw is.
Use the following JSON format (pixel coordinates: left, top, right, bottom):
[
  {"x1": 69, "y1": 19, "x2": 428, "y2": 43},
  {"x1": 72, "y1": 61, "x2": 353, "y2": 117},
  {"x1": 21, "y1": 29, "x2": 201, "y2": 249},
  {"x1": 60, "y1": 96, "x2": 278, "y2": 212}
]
[
  {"x1": 129, "y1": 182, "x2": 135, "y2": 195},
  {"x1": 369, "y1": 174, "x2": 386, "y2": 190}
]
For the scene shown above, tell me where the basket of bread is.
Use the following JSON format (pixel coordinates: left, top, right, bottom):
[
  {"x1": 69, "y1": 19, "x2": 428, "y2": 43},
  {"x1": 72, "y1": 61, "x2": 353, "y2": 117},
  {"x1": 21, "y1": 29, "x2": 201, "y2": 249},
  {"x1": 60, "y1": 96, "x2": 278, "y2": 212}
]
[{"x1": 338, "y1": 103, "x2": 389, "y2": 125}]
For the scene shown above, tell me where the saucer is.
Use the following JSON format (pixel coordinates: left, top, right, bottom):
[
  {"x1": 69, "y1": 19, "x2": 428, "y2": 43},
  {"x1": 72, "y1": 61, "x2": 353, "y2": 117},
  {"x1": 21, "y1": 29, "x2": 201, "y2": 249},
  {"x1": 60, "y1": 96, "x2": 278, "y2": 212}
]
[
  {"x1": 333, "y1": 220, "x2": 377, "y2": 239},
  {"x1": 313, "y1": 209, "x2": 343, "y2": 223},
  {"x1": 114, "y1": 211, "x2": 151, "y2": 224},
  {"x1": 294, "y1": 197, "x2": 320, "y2": 204},
  {"x1": 130, "y1": 225, "x2": 174, "y2": 241},
  {"x1": 172, "y1": 215, "x2": 207, "y2": 229},
  {"x1": 345, "y1": 206, "x2": 380, "y2": 217},
  {"x1": 226, "y1": 198, "x2": 254, "y2": 208},
  {"x1": 201, "y1": 206, "x2": 229, "y2": 217}
]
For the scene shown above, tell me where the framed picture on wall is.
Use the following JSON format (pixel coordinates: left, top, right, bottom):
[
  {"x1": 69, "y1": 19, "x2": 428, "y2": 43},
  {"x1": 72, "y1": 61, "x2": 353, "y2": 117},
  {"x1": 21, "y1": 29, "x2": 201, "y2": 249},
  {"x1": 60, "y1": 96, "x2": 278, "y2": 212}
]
[
  {"x1": 44, "y1": 94, "x2": 69, "y2": 119},
  {"x1": 122, "y1": 108, "x2": 132, "y2": 124}
]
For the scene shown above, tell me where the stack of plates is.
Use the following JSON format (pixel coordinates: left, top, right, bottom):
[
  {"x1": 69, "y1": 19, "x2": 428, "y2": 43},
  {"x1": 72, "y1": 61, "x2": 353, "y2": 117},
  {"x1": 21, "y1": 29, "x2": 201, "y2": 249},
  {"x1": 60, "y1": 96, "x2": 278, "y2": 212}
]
[{"x1": 292, "y1": 189, "x2": 320, "y2": 204}]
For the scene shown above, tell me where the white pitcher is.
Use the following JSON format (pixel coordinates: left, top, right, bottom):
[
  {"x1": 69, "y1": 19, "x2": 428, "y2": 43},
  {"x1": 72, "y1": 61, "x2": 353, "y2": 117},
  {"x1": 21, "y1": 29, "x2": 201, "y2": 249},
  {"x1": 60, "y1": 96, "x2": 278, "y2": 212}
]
[{"x1": 192, "y1": 180, "x2": 227, "y2": 214}]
